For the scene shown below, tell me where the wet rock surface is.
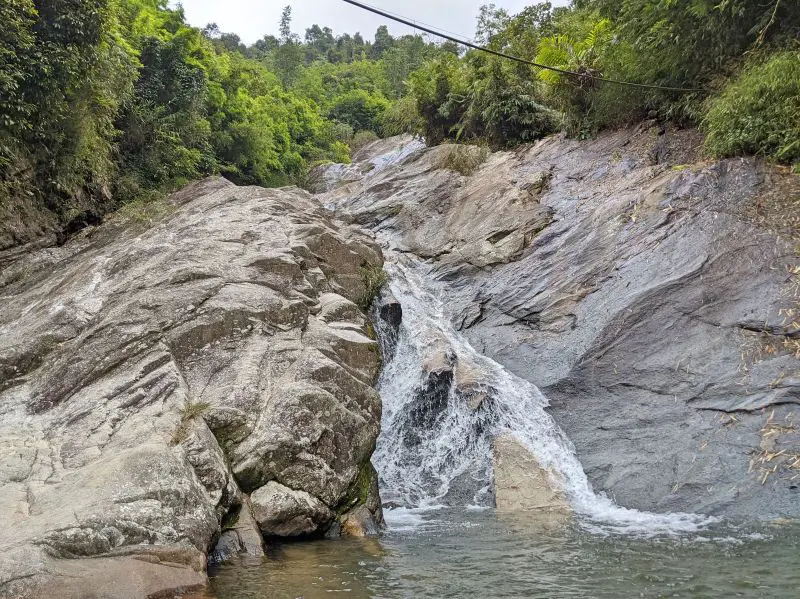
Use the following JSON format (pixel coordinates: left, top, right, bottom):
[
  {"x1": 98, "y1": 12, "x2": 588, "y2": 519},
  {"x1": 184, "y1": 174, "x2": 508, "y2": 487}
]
[
  {"x1": 492, "y1": 434, "x2": 571, "y2": 519},
  {"x1": 0, "y1": 177, "x2": 384, "y2": 597},
  {"x1": 323, "y1": 130, "x2": 800, "y2": 519}
]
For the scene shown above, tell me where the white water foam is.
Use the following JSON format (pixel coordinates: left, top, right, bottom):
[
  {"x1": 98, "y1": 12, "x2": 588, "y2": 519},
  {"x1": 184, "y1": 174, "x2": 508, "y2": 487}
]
[{"x1": 373, "y1": 256, "x2": 717, "y2": 536}]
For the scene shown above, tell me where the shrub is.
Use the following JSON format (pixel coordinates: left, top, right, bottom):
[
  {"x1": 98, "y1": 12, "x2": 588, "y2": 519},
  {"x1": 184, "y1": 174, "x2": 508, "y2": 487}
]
[
  {"x1": 358, "y1": 264, "x2": 388, "y2": 310},
  {"x1": 464, "y1": 58, "x2": 559, "y2": 148},
  {"x1": 328, "y1": 89, "x2": 390, "y2": 135},
  {"x1": 382, "y1": 95, "x2": 425, "y2": 137},
  {"x1": 435, "y1": 143, "x2": 490, "y2": 176},
  {"x1": 408, "y1": 54, "x2": 470, "y2": 145},
  {"x1": 704, "y1": 50, "x2": 800, "y2": 165},
  {"x1": 348, "y1": 130, "x2": 380, "y2": 154}
]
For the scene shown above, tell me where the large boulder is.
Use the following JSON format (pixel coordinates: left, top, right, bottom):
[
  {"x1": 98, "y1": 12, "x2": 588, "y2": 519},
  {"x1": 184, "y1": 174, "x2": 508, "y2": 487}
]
[
  {"x1": 250, "y1": 482, "x2": 334, "y2": 538},
  {"x1": 0, "y1": 177, "x2": 385, "y2": 597}
]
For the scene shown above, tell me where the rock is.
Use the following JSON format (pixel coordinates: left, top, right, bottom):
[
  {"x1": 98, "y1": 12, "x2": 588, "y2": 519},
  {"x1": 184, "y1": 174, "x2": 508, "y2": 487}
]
[
  {"x1": 209, "y1": 499, "x2": 265, "y2": 564},
  {"x1": 492, "y1": 434, "x2": 571, "y2": 520},
  {"x1": 364, "y1": 463, "x2": 386, "y2": 530},
  {"x1": 209, "y1": 530, "x2": 243, "y2": 565},
  {"x1": 250, "y1": 482, "x2": 334, "y2": 538},
  {"x1": 340, "y1": 506, "x2": 380, "y2": 537},
  {"x1": 307, "y1": 135, "x2": 424, "y2": 195},
  {"x1": 4, "y1": 548, "x2": 208, "y2": 599},
  {"x1": 375, "y1": 289, "x2": 402, "y2": 362},
  {"x1": 378, "y1": 289, "x2": 402, "y2": 328},
  {"x1": 0, "y1": 177, "x2": 384, "y2": 595},
  {"x1": 329, "y1": 127, "x2": 800, "y2": 519},
  {"x1": 232, "y1": 499, "x2": 267, "y2": 557}
]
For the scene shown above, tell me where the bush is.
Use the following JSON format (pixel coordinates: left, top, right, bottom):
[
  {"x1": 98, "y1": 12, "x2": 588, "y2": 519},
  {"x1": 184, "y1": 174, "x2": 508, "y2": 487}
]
[
  {"x1": 464, "y1": 58, "x2": 558, "y2": 148},
  {"x1": 358, "y1": 264, "x2": 388, "y2": 310},
  {"x1": 348, "y1": 130, "x2": 380, "y2": 154},
  {"x1": 435, "y1": 143, "x2": 490, "y2": 176},
  {"x1": 328, "y1": 89, "x2": 390, "y2": 135},
  {"x1": 408, "y1": 54, "x2": 470, "y2": 145},
  {"x1": 704, "y1": 51, "x2": 800, "y2": 165},
  {"x1": 382, "y1": 95, "x2": 424, "y2": 137}
]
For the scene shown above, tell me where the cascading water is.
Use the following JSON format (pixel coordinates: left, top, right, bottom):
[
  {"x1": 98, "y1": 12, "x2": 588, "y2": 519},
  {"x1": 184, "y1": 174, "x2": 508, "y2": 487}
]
[{"x1": 373, "y1": 254, "x2": 717, "y2": 536}]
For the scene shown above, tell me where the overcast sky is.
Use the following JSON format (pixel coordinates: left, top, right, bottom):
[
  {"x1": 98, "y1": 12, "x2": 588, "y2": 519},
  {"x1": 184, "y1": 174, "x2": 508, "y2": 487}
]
[{"x1": 175, "y1": 1, "x2": 568, "y2": 44}]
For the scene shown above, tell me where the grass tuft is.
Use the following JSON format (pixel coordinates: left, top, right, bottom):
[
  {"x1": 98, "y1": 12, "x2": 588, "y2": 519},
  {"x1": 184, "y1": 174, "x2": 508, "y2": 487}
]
[
  {"x1": 435, "y1": 144, "x2": 490, "y2": 177},
  {"x1": 357, "y1": 264, "x2": 388, "y2": 311},
  {"x1": 170, "y1": 401, "x2": 211, "y2": 446}
]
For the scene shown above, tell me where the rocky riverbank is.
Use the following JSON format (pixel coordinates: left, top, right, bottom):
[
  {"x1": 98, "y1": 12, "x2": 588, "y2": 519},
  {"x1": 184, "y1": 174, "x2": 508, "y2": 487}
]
[{"x1": 0, "y1": 178, "x2": 385, "y2": 598}]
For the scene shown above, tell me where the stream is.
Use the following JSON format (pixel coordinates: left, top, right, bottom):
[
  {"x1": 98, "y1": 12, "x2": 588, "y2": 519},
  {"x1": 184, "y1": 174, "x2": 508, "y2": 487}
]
[{"x1": 205, "y1": 254, "x2": 800, "y2": 598}]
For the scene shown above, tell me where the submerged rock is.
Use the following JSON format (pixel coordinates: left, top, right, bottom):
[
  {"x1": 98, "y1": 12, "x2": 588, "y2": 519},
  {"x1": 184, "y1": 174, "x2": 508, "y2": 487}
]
[
  {"x1": 340, "y1": 505, "x2": 380, "y2": 537},
  {"x1": 0, "y1": 177, "x2": 384, "y2": 597},
  {"x1": 209, "y1": 499, "x2": 265, "y2": 564}
]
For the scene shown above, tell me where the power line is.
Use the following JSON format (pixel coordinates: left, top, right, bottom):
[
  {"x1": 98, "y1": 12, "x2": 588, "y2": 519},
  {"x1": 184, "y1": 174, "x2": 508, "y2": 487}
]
[
  {"x1": 368, "y1": 4, "x2": 475, "y2": 42},
  {"x1": 341, "y1": 0, "x2": 704, "y2": 93}
]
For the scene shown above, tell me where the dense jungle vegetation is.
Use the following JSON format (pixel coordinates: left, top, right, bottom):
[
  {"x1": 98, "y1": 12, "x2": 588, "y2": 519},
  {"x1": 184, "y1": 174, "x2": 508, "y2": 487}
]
[{"x1": 1, "y1": 0, "x2": 798, "y2": 247}]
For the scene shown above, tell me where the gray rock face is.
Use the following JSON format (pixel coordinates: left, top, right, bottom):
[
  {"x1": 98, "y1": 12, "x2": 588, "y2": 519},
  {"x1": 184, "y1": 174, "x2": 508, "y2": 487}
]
[
  {"x1": 0, "y1": 177, "x2": 384, "y2": 597},
  {"x1": 323, "y1": 127, "x2": 800, "y2": 519}
]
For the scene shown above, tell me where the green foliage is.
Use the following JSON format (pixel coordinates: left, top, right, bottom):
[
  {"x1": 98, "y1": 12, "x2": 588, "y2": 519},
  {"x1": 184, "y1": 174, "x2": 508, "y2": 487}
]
[
  {"x1": 461, "y1": 57, "x2": 558, "y2": 147},
  {"x1": 704, "y1": 51, "x2": 800, "y2": 165},
  {"x1": 404, "y1": 0, "x2": 798, "y2": 147},
  {"x1": 328, "y1": 89, "x2": 390, "y2": 135},
  {"x1": 358, "y1": 264, "x2": 388, "y2": 311},
  {"x1": 0, "y1": 0, "x2": 36, "y2": 138},
  {"x1": 382, "y1": 96, "x2": 425, "y2": 137},
  {"x1": 3, "y1": 0, "x2": 795, "y2": 251},
  {"x1": 408, "y1": 51, "x2": 556, "y2": 149},
  {"x1": 535, "y1": 18, "x2": 623, "y2": 136},
  {"x1": 1, "y1": 0, "x2": 382, "y2": 239},
  {"x1": 409, "y1": 54, "x2": 470, "y2": 145}
]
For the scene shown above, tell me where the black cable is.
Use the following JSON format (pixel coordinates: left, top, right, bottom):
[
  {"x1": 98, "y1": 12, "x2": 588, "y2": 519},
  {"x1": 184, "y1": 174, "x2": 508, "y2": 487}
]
[{"x1": 341, "y1": 0, "x2": 705, "y2": 93}]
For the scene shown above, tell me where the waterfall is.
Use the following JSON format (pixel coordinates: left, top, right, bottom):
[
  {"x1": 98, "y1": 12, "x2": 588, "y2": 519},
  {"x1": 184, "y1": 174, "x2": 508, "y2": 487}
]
[{"x1": 372, "y1": 255, "x2": 716, "y2": 535}]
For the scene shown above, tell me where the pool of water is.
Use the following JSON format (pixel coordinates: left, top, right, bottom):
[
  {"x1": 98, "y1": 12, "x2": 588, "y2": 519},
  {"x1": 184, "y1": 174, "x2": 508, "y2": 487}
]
[{"x1": 204, "y1": 509, "x2": 800, "y2": 599}]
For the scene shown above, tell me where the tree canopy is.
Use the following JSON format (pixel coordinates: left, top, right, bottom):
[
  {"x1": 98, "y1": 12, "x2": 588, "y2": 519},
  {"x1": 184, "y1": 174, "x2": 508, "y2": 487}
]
[{"x1": 1, "y1": 0, "x2": 797, "y2": 247}]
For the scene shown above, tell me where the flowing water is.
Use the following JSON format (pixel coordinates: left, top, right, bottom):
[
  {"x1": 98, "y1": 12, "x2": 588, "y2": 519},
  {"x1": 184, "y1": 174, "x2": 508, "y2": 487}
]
[
  {"x1": 206, "y1": 254, "x2": 799, "y2": 598},
  {"x1": 373, "y1": 256, "x2": 713, "y2": 536}
]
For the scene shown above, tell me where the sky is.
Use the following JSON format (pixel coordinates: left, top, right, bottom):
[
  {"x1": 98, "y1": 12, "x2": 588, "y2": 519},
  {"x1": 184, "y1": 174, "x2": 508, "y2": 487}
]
[{"x1": 175, "y1": 1, "x2": 569, "y2": 45}]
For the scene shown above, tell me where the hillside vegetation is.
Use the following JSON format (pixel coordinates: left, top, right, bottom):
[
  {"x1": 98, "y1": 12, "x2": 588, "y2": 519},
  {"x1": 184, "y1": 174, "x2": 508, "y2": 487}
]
[{"x1": 1, "y1": 1, "x2": 798, "y2": 248}]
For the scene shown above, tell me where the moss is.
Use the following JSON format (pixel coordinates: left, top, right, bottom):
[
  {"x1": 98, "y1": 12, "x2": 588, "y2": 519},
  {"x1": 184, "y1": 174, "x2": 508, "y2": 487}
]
[{"x1": 336, "y1": 462, "x2": 375, "y2": 516}]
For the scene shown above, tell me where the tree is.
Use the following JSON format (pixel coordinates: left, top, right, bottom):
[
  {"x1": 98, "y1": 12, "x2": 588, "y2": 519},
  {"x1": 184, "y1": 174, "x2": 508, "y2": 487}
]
[
  {"x1": 328, "y1": 89, "x2": 390, "y2": 134},
  {"x1": 371, "y1": 25, "x2": 394, "y2": 59},
  {"x1": 274, "y1": 5, "x2": 303, "y2": 86},
  {"x1": 279, "y1": 5, "x2": 293, "y2": 42}
]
